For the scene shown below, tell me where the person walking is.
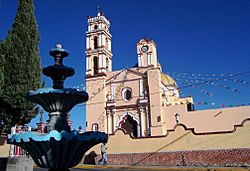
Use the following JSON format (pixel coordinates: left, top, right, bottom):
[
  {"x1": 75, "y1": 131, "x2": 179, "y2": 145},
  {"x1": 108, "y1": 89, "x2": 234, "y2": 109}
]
[{"x1": 98, "y1": 142, "x2": 107, "y2": 165}]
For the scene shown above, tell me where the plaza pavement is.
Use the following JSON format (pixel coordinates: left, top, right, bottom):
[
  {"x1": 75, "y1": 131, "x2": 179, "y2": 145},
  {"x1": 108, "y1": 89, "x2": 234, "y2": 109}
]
[
  {"x1": 33, "y1": 164, "x2": 249, "y2": 171},
  {"x1": 75, "y1": 165, "x2": 249, "y2": 171}
]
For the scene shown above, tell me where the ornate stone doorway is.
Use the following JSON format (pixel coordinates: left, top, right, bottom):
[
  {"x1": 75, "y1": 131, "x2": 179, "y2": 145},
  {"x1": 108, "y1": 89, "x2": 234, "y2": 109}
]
[{"x1": 121, "y1": 115, "x2": 138, "y2": 137}]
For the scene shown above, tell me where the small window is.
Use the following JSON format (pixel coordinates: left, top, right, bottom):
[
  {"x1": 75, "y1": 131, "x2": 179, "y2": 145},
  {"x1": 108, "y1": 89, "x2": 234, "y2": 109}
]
[
  {"x1": 157, "y1": 116, "x2": 161, "y2": 122},
  {"x1": 187, "y1": 103, "x2": 194, "y2": 111},
  {"x1": 94, "y1": 25, "x2": 98, "y2": 30},
  {"x1": 122, "y1": 87, "x2": 132, "y2": 101},
  {"x1": 92, "y1": 123, "x2": 98, "y2": 132}
]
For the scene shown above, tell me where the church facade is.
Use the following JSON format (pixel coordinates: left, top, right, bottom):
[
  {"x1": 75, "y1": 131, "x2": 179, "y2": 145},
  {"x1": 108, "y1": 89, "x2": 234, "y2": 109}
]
[
  {"x1": 84, "y1": 11, "x2": 250, "y2": 166},
  {"x1": 85, "y1": 12, "x2": 194, "y2": 137}
]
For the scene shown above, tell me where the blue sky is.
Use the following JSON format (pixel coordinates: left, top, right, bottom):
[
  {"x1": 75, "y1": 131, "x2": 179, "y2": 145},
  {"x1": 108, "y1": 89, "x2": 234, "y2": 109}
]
[{"x1": 1, "y1": 0, "x2": 250, "y2": 130}]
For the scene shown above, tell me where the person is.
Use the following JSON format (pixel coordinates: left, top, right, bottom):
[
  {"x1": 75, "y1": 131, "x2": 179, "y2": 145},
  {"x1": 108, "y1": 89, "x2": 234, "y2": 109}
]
[
  {"x1": 175, "y1": 113, "x2": 180, "y2": 124},
  {"x1": 98, "y1": 142, "x2": 107, "y2": 165},
  {"x1": 9, "y1": 125, "x2": 16, "y2": 157},
  {"x1": 28, "y1": 125, "x2": 32, "y2": 132}
]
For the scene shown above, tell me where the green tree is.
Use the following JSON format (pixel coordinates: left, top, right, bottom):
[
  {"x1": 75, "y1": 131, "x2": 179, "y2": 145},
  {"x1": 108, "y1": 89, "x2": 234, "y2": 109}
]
[
  {"x1": 0, "y1": 0, "x2": 42, "y2": 132},
  {"x1": 0, "y1": 40, "x2": 4, "y2": 95}
]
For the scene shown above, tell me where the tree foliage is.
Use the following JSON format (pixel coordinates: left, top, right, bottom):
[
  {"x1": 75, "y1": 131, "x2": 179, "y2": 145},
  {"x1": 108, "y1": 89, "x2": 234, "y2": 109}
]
[
  {"x1": 0, "y1": 41, "x2": 4, "y2": 95},
  {"x1": 0, "y1": 0, "x2": 42, "y2": 132}
]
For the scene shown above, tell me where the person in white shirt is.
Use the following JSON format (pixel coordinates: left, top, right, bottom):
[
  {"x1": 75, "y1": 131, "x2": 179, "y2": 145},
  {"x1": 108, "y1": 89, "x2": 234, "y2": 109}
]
[{"x1": 98, "y1": 143, "x2": 107, "y2": 165}]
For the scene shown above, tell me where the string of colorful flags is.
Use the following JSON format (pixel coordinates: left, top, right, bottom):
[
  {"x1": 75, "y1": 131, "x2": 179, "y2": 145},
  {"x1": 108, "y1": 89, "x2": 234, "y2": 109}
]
[
  {"x1": 168, "y1": 71, "x2": 250, "y2": 108},
  {"x1": 193, "y1": 101, "x2": 250, "y2": 108},
  {"x1": 70, "y1": 70, "x2": 250, "y2": 108},
  {"x1": 167, "y1": 71, "x2": 249, "y2": 83},
  {"x1": 175, "y1": 77, "x2": 214, "y2": 97},
  {"x1": 167, "y1": 71, "x2": 249, "y2": 95},
  {"x1": 175, "y1": 77, "x2": 241, "y2": 96},
  {"x1": 167, "y1": 71, "x2": 250, "y2": 78}
]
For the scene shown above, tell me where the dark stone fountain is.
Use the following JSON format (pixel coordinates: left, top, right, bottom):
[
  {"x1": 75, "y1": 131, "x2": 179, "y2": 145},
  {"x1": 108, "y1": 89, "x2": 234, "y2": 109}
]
[{"x1": 8, "y1": 44, "x2": 108, "y2": 170}]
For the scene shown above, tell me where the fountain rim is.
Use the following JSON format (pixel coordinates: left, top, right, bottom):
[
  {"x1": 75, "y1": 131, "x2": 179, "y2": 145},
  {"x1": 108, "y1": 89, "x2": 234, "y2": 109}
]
[
  {"x1": 28, "y1": 87, "x2": 88, "y2": 96},
  {"x1": 49, "y1": 47, "x2": 69, "y2": 58},
  {"x1": 7, "y1": 130, "x2": 108, "y2": 143}
]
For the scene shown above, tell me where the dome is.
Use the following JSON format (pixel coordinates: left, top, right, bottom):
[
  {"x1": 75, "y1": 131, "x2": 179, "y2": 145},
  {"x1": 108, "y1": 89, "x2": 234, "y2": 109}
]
[{"x1": 161, "y1": 73, "x2": 177, "y2": 86}]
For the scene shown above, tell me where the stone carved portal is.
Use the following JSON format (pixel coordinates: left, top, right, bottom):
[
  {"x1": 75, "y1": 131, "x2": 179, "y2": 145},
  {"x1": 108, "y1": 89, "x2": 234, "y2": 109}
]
[{"x1": 118, "y1": 113, "x2": 139, "y2": 137}]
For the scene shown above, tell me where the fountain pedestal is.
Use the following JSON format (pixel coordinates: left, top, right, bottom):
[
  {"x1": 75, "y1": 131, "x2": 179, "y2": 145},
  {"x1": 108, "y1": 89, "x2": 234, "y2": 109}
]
[{"x1": 48, "y1": 112, "x2": 69, "y2": 132}]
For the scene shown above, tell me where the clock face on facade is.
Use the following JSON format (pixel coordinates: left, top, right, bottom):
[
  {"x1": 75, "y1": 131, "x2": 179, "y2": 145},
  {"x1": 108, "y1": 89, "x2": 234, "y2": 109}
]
[{"x1": 141, "y1": 45, "x2": 149, "y2": 53}]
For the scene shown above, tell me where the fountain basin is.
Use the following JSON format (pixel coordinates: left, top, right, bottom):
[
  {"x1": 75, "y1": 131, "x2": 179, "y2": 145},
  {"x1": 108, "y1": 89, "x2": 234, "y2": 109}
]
[
  {"x1": 27, "y1": 88, "x2": 88, "y2": 113},
  {"x1": 8, "y1": 130, "x2": 108, "y2": 169},
  {"x1": 43, "y1": 65, "x2": 75, "y2": 89},
  {"x1": 27, "y1": 87, "x2": 89, "y2": 132}
]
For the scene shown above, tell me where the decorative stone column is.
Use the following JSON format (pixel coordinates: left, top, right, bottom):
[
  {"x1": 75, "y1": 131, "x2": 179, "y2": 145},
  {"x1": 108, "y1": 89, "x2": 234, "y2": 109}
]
[
  {"x1": 145, "y1": 106, "x2": 151, "y2": 136},
  {"x1": 137, "y1": 124, "x2": 141, "y2": 137},
  {"x1": 111, "y1": 84, "x2": 115, "y2": 100},
  {"x1": 139, "y1": 79, "x2": 144, "y2": 98},
  {"x1": 107, "y1": 110, "x2": 113, "y2": 134},
  {"x1": 112, "y1": 109, "x2": 116, "y2": 133},
  {"x1": 139, "y1": 107, "x2": 146, "y2": 137},
  {"x1": 106, "y1": 91, "x2": 116, "y2": 134}
]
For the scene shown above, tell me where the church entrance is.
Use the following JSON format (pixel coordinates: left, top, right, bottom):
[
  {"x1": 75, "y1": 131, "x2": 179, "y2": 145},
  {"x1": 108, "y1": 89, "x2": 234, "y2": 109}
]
[{"x1": 121, "y1": 115, "x2": 138, "y2": 137}]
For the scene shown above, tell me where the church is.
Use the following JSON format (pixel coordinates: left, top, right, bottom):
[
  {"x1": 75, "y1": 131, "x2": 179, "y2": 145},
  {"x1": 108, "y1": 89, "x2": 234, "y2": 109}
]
[
  {"x1": 85, "y1": 11, "x2": 194, "y2": 137},
  {"x1": 84, "y1": 11, "x2": 250, "y2": 166}
]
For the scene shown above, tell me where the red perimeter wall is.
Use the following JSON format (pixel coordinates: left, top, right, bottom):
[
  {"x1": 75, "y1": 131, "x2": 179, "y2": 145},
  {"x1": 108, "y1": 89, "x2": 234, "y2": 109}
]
[{"x1": 84, "y1": 148, "x2": 250, "y2": 166}]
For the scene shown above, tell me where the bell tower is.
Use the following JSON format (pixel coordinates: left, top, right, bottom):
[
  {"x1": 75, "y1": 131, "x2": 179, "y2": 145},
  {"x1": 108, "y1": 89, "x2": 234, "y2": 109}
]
[
  {"x1": 85, "y1": 8, "x2": 112, "y2": 132},
  {"x1": 85, "y1": 9, "x2": 112, "y2": 77},
  {"x1": 137, "y1": 38, "x2": 158, "y2": 68}
]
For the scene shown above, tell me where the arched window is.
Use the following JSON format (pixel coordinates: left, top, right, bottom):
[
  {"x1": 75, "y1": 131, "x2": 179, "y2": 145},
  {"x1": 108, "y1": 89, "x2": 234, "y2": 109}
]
[
  {"x1": 94, "y1": 36, "x2": 98, "y2": 49},
  {"x1": 106, "y1": 58, "x2": 109, "y2": 70},
  {"x1": 94, "y1": 25, "x2": 98, "y2": 30},
  {"x1": 93, "y1": 56, "x2": 98, "y2": 75},
  {"x1": 122, "y1": 87, "x2": 132, "y2": 101},
  {"x1": 125, "y1": 90, "x2": 132, "y2": 100}
]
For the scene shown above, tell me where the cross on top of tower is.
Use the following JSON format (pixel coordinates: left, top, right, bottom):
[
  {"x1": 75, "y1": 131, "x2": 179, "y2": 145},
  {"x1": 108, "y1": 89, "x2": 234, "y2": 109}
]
[{"x1": 97, "y1": 5, "x2": 102, "y2": 16}]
